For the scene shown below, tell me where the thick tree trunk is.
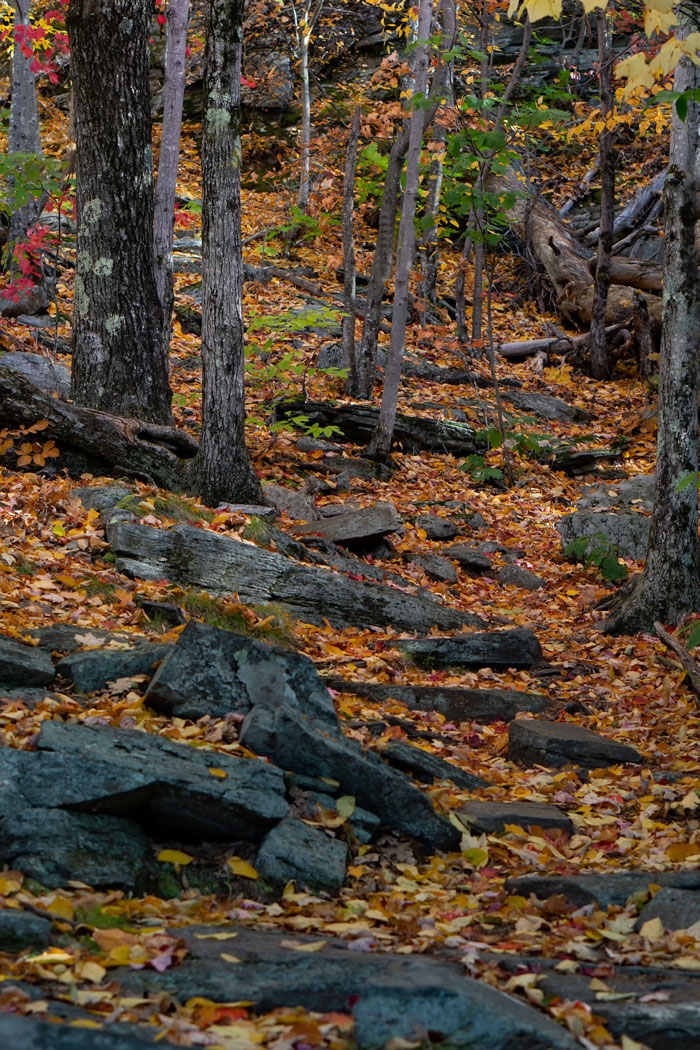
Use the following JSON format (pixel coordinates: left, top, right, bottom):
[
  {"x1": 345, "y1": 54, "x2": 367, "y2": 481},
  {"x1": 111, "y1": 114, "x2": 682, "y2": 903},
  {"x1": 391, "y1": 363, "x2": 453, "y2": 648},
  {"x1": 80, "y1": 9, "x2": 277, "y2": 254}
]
[
  {"x1": 194, "y1": 0, "x2": 263, "y2": 507},
  {"x1": 589, "y1": 6, "x2": 614, "y2": 379},
  {"x1": 341, "y1": 106, "x2": 360, "y2": 385},
  {"x1": 365, "y1": 0, "x2": 433, "y2": 462},
  {"x1": 8, "y1": 0, "x2": 44, "y2": 249},
  {"x1": 605, "y1": 55, "x2": 700, "y2": 635},
  {"x1": 154, "y1": 0, "x2": 190, "y2": 355},
  {"x1": 67, "y1": 0, "x2": 172, "y2": 425}
]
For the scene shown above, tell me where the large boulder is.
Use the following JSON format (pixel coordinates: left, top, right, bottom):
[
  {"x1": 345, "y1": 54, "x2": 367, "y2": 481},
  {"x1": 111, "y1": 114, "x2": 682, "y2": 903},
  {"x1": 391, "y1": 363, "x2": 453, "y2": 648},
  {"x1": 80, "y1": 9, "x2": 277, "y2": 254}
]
[
  {"x1": 0, "y1": 634, "x2": 55, "y2": 689},
  {"x1": 400, "y1": 629, "x2": 542, "y2": 670},
  {"x1": 557, "y1": 509, "x2": 650, "y2": 561},
  {"x1": 508, "y1": 718, "x2": 642, "y2": 769},
  {"x1": 255, "y1": 817, "x2": 348, "y2": 894}
]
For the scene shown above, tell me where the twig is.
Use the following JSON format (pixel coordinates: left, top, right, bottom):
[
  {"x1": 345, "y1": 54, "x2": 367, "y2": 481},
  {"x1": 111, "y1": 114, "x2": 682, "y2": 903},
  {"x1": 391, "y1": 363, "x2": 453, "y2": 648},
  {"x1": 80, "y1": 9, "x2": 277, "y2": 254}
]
[
  {"x1": 654, "y1": 621, "x2": 700, "y2": 700},
  {"x1": 16, "y1": 894, "x2": 79, "y2": 928}
]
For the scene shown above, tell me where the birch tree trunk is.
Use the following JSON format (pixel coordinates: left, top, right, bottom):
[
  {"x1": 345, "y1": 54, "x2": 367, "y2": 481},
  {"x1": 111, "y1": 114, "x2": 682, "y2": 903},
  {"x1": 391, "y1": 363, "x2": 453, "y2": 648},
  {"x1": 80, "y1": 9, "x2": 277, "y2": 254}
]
[
  {"x1": 605, "y1": 52, "x2": 700, "y2": 634},
  {"x1": 341, "y1": 106, "x2": 361, "y2": 385},
  {"x1": 67, "y1": 0, "x2": 172, "y2": 425},
  {"x1": 364, "y1": 0, "x2": 433, "y2": 461},
  {"x1": 8, "y1": 0, "x2": 44, "y2": 250},
  {"x1": 588, "y1": 5, "x2": 614, "y2": 379},
  {"x1": 154, "y1": 0, "x2": 190, "y2": 355},
  {"x1": 194, "y1": 0, "x2": 263, "y2": 507}
]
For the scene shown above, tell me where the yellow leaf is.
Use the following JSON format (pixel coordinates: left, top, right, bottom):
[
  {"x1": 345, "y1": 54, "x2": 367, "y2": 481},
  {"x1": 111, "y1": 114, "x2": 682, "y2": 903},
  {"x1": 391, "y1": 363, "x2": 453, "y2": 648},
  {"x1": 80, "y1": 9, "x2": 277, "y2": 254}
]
[
  {"x1": 220, "y1": 953, "x2": 243, "y2": 964},
  {"x1": 69, "y1": 1020, "x2": 105, "y2": 1030},
  {"x1": 52, "y1": 523, "x2": 66, "y2": 537},
  {"x1": 0, "y1": 874, "x2": 23, "y2": 894},
  {"x1": 621, "y1": 1037, "x2": 646, "y2": 1050},
  {"x1": 673, "y1": 955, "x2": 700, "y2": 970},
  {"x1": 31, "y1": 948, "x2": 74, "y2": 965},
  {"x1": 45, "y1": 897, "x2": 74, "y2": 921},
  {"x1": 279, "y1": 939, "x2": 327, "y2": 952},
  {"x1": 580, "y1": 0, "x2": 604, "y2": 11},
  {"x1": 416, "y1": 528, "x2": 427, "y2": 540},
  {"x1": 523, "y1": 0, "x2": 562, "y2": 22},
  {"x1": 616, "y1": 52, "x2": 655, "y2": 94},
  {"x1": 157, "y1": 849, "x2": 193, "y2": 866},
  {"x1": 666, "y1": 842, "x2": 699, "y2": 862},
  {"x1": 639, "y1": 916, "x2": 665, "y2": 941},
  {"x1": 227, "y1": 857, "x2": 259, "y2": 879},
  {"x1": 76, "y1": 961, "x2": 107, "y2": 983},
  {"x1": 104, "y1": 944, "x2": 134, "y2": 966},
  {"x1": 336, "y1": 795, "x2": 356, "y2": 819},
  {"x1": 463, "y1": 847, "x2": 489, "y2": 869},
  {"x1": 209, "y1": 767, "x2": 228, "y2": 778},
  {"x1": 194, "y1": 931, "x2": 238, "y2": 941}
]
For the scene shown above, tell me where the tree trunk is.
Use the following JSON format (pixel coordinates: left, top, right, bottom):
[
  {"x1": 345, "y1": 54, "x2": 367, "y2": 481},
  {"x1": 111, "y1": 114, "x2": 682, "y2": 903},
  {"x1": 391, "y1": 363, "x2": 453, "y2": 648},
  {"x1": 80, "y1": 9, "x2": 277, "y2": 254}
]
[
  {"x1": 67, "y1": 0, "x2": 172, "y2": 425},
  {"x1": 296, "y1": 15, "x2": 311, "y2": 210},
  {"x1": 588, "y1": 6, "x2": 614, "y2": 379},
  {"x1": 8, "y1": 0, "x2": 44, "y2": 250},
  {"x1": 195, "y1": 0, "x2": 263, "y2": 507},
  {"x1": 341, "y1": 106, "x2": 361, "y2": 386},
  {"x1": 605, "y1": 54, "x2": 700, "y2": 635},
  {"x1": 154, "y1": 0, "x2": 190, "y2": 356},
  {"x1": 364, "y1": 0, "x2": 433, "y2": 461}
]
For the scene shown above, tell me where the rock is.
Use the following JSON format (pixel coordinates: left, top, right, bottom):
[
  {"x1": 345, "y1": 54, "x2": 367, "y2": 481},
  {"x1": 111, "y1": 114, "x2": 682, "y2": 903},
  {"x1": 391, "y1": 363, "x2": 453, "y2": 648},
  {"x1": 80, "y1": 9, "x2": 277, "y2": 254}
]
[
  {"x1": 504, "y1": 871, "x2": 700, "y2": 909},
  {"x1": 0, "y1": 1014, "x2": 160, "y2": 1048},
  {"x1": 445, "y1": 544, "x2": 494, "y2": 574},
  {"x1": 550, "y1": 448, "x2": 621, "y2": 475},
  {"x1": 57, "y1": 643, "x2": 172, "y2": 693},
  {"x1": 0, "y1": 808, "x2": 152, "y2": 890},
  {"x1": 296, "y1": 503, "x2": 402, "y2": 548},
  {"x1": 577, "y1": 474, "x2": 656, "y2": 512},
  {"x1": 137, "y1": 600, "x2": 187, "y2": 626},
  {"x1": 296, "y1": 436, "x2": 345, "y2": 453},
  {"x1": 400, "y1": 629, "x2": 543, "y2": 670},
  {"x1": 216, "y1": 503, "x2": 279, "y2": 520},
  {"x1": 263, "y1": 481, "x2": 321, "y2": 522},
  {"x1": 34, "y1": 720, "x2": 289, "y2": 841},
  {"x1": 459, "y1": 800, "x2": 572, "y2": 834},
  {"x1": 110, "y1": 522, "x2": 483, "y2": 633},
  {"x1": 0, "y1": 911, "x2": 51, "y2": 952},
  {"x1": 302, "y1": 791, "x2": 381, "y2": 844},
  {"x1": 508, "y1": 718, "x2": 642, "y2": 769},
  {"x1": 415, "y1": 514, "x2": 458, "y2": 540},
  {"x1": 299, "y1": 454, "x2": 393, "y2": 482},
  {"x1": 240, "y1": 703, "x2": 459, "y2": 851},
  {"x1": 145, "y1": 620, "x2": 339, "y2": 728},
  {"x1": 406, "y1": 552, "x2": 458, "y2": 584},
  {"x1": 0, "y1": 687, "x2": 64, "y2": 707},
  {"x1": 0, "y1": 634, "x2": 55, "y2": 688},
  {"x1": 32, "y1": 625, "x2": 137, "y2": 653},
  {"x1": 498, "y1": 564, "x2": 546, "y2": 590},
  {"x1": 72, "y1": 485, "x2": 132, "y2": 512},
  {"x1": 501, "y1": 389, "x2": 591, "y2": 423},
  {"x1": 557, "y1": 509, "x2": 650, "y2": 561},
  {"x1": 0, "y1": 351, "x2": 71, "y2": 397},
  {"x1": 322, "y1": 679, "x2": 551, "y2": 723},
  {"x1": 115, "y1": 926, "x2": 577, "y2": 1049},
  {"x1": 256, "y1": 817, "x2": 348, "y2": 894},
  {"x1": 465, "y1": 511, "x2": 489, "y2": 530},
  {"x1": 378, "y1": 740, "x2": 489, "y2": 790},
  {"x1": 635, "y1": 887, "x2": 700, "y2": 932}
]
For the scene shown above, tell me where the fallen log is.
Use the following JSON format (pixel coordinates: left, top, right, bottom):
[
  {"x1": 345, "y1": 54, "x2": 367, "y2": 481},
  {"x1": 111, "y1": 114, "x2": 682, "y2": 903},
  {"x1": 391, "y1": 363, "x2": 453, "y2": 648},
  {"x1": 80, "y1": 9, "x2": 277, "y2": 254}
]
[
  {"x1": 0, "y1": 370, "x2": 197, "y2": 489},
  {"x1": 588, "y1": 255, "x2": 663, "y2": 292},
  {"x1": 497, "y1": 326, "x2": 625, "y2": 359},
  {"x1": 654, "y1": 621, "x2": 700, "y2": 700},
  {"x1": 109, "y1": 521, "x2": 486, "y2": 633},
  {"x1": 273, "y1": 399, "x2": 483, "y2": 455}
]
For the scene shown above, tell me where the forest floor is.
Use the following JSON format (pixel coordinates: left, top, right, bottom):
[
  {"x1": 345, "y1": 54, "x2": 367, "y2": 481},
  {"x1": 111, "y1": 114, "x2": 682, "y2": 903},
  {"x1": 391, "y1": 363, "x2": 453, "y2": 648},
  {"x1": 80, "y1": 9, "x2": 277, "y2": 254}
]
[{"x1": 0, "y1": 91, "x2": 698, "y2": 1050}]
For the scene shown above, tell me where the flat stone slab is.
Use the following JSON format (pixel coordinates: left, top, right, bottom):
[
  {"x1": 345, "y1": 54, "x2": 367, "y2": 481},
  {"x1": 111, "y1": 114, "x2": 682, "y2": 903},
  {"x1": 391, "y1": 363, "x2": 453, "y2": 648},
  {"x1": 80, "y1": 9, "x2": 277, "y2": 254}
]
[
  {"x1": 415, "y1": 514, "x2": 458, "y2": 540},
  {"x1": 72, "y1": 485, "x2": 133, "y2": 512},
  {"x1": 256, "y1": 816, "x2": 348, "y2": 894},
  {"x1": 498, "y1": 565, "x2": 546, "y2": 590},
  {"x1": 0, "y1": 910, "x2": 51, "y2": 952},
  {"x1": 32, "y1": 625, "x2": 139, "y2": 653},
  {"x1": 459, "y1": 800, "x2": 572, "y2": 834},
  {"x1": 323, "y1": 678, "x2": 551, "y2": 723},
  {"x1": 409, "y1": 553, "x2": 458, "y2": 584},
  {"x1": 57, "y1": 643, "x2": 172, "y2": 693},
  {"x1": 0, "y1": 351, "x2": 71, "y2": 397},
  {"x1": 501, "y1": 389, "x2": 591, "y2": 423},
  {"x1": 445, "y1": 544, "x2": 494, "y2": 574},
  {"x1": 0, "y1": 634, "x2": 55, "y2": 688},
  {"x1": 508, "y1": 718, "x2": 642, "y2": 769},
  {"x1": 0, "y1": 1015, "x2": 160, "y2": 1048},
  {"x1": 379, "y1": 739, "x2": 488, "y2": 791},
  {"x1": 240, "y1": 702, "x2": 459, "y2": 851},
  {"x1": 557, "y1": 509, "x2": 650, "y2": 561},
  {"x1": 400, "y1": 629, "x2": 543, "y2": 670},
  {"x1": 505, "y1": 871, "x2": 700, "y2": 909},
  {"x1": 296, "y1": 502, "x2": 402, "y2": 546},
  {"x1": 145, "y1": 620, "x2": 339, "y2": 728},
  {"x1": 115, "y1": 925, "x2": 577, "y2": 1049},
  {"x1": 578, "y1": 474, "x2": 656, "y2": 512},
  {"x1": 635, "y1": 887, "x2": 700, "y2": 932}
]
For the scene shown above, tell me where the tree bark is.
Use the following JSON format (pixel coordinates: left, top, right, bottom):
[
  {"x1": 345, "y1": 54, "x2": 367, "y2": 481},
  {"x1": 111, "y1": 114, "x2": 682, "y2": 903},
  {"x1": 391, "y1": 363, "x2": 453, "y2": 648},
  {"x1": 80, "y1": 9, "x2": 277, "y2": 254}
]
[
  {"x1": 194, "y1": 0, "x2": 263, "y2": 507},
  {"x1": 154, "y1": 0, "x2": 190, "y2": 356},
  {"x1": 365, "y1": 0, "x2": 433, "y2": 461},
  {"x1": 8, "y1": 0, "x2": 44, "y2": 250},
  {"x1": 605, "y1": 54, "x2": 700, "y2": 635},
  {"x1": 67, "y1": 0, "x2": 172, "y2": 425},
  {"x1": 341, "y1": 106, "x2": 361, "y2": 386},
  {"x1": 588, "y1": 6, "x2": 614, "y2": 379}
]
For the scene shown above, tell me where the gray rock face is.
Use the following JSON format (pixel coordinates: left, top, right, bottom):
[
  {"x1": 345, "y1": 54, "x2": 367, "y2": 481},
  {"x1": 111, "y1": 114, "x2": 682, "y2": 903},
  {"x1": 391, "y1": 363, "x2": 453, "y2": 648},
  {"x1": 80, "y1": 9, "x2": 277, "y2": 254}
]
[
  {"x1": 508, "y1": 718, "x2": 642, "y2": 769},
  {"x1": 557, "y1": 509, "x2": 650, "y2": 561},
  {"x1": 379, "y1": 739, "x2": 488, "y2": 790},
  {"x1": 32, "y1": 625, "x2": 137, "y2": 653},
  {"x1": 240, "y1": 703, "x2": 459, "y2": 851},
  {"x1": 498, "y1": 564, "x2": 546, "y2": 590},
  {"x1": 501, "y1": 389, "x2": 591, "y2": 423},
  {"x1": 296, "y1": 502, "x2": 402, "y2": 547},
  {"x1": 459, "y1": 800, "x2": 572, "y2": 834},
  {"x1": 145, "y1": 620, "x2": 339, "y2": 728},
  {"x1": 0, "y1": 351, "x2": 71, "y2": 397},
  {"x1": 505, "y1": 871, "x2": 700, "y2": 909},
  {"x1": 72, "y1": 485, "x2": 133, "y2": 512},
  {"x1": 445, "y1": 543, "x2": 494, "y2": 574},
  {"x1": 578, "y1": 474, "x2": 656, "y2": 512},
  {"x1": 400, "y1": 629, "x2": 543, "y2": 670},
  {"x1": 0, "y1": 1014, "x2": 160, "y2": 1048},
  {"x1": 323, "y1": 678, "x2": 551, "y2": 723},
  {"x1": 34, "y1": 720, "x2": 289, "y2": 841},
  {"x1": 57, "y1": 643, "x2": 172, "y2": 693},
  {"x1": 0, "y1": 808, "x2": 152, "y2": 890},
  {"x1": 256, "y1": 817, "x2": 348, "y2": 894},
  {"x1": 635, "y1": 887, "x2": 700, "y2": 932},
  {"x1": 0, "y1": 635, "x2": 55, "y2": 688},
  {"x1": 407, "y1": 553, "x2": 458, "y2": 584},
  {"x1": 0, "y1": 910, "x2": 51, "y2": 952},
  {"x1": 415, "y1": 514, "x2": 458, "y2": 540}
]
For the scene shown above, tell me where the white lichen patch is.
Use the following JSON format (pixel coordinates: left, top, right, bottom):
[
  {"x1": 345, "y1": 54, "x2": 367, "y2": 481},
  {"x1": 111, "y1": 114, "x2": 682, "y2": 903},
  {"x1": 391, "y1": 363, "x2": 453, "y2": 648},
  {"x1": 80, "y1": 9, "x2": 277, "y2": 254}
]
[
  {"x1": 82, "y1": 199, "x2": 103, "y2": 226},
  {"x1": 105, "y1": 314, "x2": 125, "y2": 336},
  {"x1": 93, "y1": 257, "x2": 114, "y2": 277},
  {"x1": 118, "y1": 17, "x2": 134, "y2": 34},
  {"x1": 74, "y1": 275, "x2": 90, "y2": 318},
  {"x1": 206, "y1": 107, "x2": 231, "y2": 132}
]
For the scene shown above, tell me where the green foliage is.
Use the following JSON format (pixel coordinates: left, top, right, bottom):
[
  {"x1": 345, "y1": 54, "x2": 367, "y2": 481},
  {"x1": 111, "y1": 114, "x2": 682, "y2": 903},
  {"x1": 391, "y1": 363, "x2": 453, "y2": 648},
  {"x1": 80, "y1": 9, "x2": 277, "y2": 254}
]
[
  {"x1": 565, "y1": 533, "x2": 629, "y2": 584},
  {"x1": 356, "y1": 142, "x2": 390, "y2": 205},
  {"x1": 272, "y1": 411, "x2": 343, "y2": 440},
  {"x1": 459, "y1": 454, "x2": 504, "y2": 484},
  {"x1": 248, "y1": 304, "x2": 342, "y2": 334},
  {"x1": 684, "y1": 621, "x2": 700, "y2": 650},
  {"x1": 115, "y1": 493, "x2": 214, "y2": 525},
  {"x1": 175, "y1": 587, "x2": 294, "y2": 646},
  {"x1": 0, "y1": 151, "x2": 65, "y2": 217}
]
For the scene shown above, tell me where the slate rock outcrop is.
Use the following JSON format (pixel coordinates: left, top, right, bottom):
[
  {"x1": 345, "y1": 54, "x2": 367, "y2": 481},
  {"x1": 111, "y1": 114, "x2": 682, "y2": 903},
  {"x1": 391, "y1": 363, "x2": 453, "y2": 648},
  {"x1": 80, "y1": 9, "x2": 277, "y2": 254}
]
[
  {"x1": 400, "y1": 628, "x2": 543, "y2": 669},
  {"x1": 508, "y1": 718, "x2": 642, "y2": 769}
]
